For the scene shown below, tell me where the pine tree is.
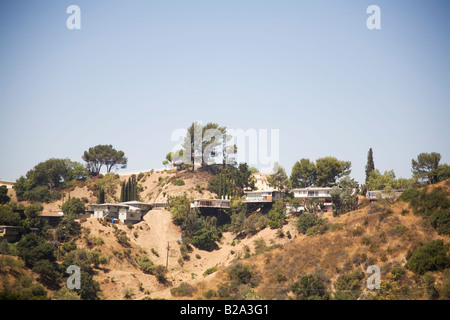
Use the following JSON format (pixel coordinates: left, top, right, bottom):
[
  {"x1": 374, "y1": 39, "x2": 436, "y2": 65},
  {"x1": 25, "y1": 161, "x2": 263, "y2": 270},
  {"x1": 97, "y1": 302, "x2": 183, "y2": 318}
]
[{"x1": 365, "y1": 148, "x2": 375, "y2": 184}]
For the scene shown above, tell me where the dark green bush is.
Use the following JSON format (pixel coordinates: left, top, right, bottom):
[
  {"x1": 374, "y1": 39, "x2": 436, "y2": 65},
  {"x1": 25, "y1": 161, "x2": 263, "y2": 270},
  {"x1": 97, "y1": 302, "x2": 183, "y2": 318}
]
[
  {"x1": 399, "y1": 188, "x2": 420, "y2": 203},
  {"x1": 17, "y1": 233, "x2": 56, "y2": 268},
  {"x1": 191, "y1": 228, "x2": 220, "y2": 251},
  {"x1": 406, "y1": 240, "x2": 450, "y2": 275},
  {"x1": 333, "y1": 268, "x2": 365, "y2": 300},
  {"x1": 400, "y1": 188, "x2": 450, "y2": 235},
  {"x1": 291, "y1": 274, "x2": 330, "y2": 300},
  {"x1": 430, "y1": 209, "x2": 450, "y2": 235},
  {"x1": 227, "y1": 263, "x2": 258, "y2": 287},
  {"x1": 297, "y1": 213, "x2": 318, "y2": 234}
]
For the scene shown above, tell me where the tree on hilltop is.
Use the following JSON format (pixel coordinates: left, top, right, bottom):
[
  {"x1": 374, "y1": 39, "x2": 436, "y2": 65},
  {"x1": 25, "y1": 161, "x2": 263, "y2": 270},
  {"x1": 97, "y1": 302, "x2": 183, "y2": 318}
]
[{"x1": 82, "y1": 145, "x2": 127, "y2": 176}]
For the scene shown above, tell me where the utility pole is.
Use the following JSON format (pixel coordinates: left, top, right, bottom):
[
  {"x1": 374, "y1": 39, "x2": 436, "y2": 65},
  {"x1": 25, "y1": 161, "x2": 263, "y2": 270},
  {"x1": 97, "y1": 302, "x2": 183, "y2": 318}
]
[{"x1": 166, "y1": 242, "x2": 170, "y2": 271}]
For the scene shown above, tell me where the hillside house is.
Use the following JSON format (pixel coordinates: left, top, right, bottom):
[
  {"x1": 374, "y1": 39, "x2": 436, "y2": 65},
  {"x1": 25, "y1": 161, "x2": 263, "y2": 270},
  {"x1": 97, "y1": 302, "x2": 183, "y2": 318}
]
[
  {"x1": 93, "y1": 201, "x2": 152, "y2": 224},
  {"x1": 366, "y1": 189, "x2": 404, "y2": 201},
  {"x1": 292, "y1": 187, "x2": 333, "y2": 212},
  {"x1": 191, "y1": 199, "x2": 230, "y2": 209},
  {"x1": 0, "y1": 225, "x2": 20, "y2": 242},
  {"x1": 94, "y1": 203, "x2": 130, "y2": 222},
  {"x1": 243, "y1": 190, "x2": 284, "y2": 203},
  {"x1": 40, "y1": 211, "x2": 64, "y2": 227},
  {"x1": 0, "y1": 180, "x2": 15, "y2": 189}
]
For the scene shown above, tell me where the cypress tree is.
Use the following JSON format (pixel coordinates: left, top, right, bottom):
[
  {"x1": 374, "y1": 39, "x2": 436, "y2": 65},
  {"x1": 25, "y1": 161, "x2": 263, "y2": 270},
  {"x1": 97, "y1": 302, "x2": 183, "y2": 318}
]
[
  {"x1": 125, "y1": 178, "x2": 131, "y2": 202},
  {"x1": 365, "y1": 148, "x2": 375, "y2": 184},
  {"x1": 98, "y1": 188, "x2": 105, "y2": 204},
  {"x1": 120, "y1": 181, "x2": 125, "y2": 202},
  {"x1": 131, "y1": 175, "x2": 137, "y2": 201}
]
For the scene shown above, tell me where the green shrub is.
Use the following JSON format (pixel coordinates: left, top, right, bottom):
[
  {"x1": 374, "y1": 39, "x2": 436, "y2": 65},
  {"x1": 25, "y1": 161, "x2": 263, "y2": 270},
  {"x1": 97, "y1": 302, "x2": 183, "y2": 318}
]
[
  {"x1": 191, "y1": 228, "x2": 220, "y2": 251},
  {"x1": 430, "y1": 209, "x2": 450, "y2": 235},
  {"x1": 113, "y1": 229, "x2": 130, "y2": 247},
  {"x1": 203, "y1": 267, "x2": 218, "y2": 277},
  {"x1": 333, "y1": 268, "x2": 365, "y2": 300},
  {"x1": 306, "y1": 223, "x2": 329, "y2": 237},
  {"x1": 179, "y1": 243, "x2": 191, "y2": 261},
  {"x1": 16, "y1": 233, "x2": 56, "y2": 268},
  {"x1": 170, "y1": 282, "x2": 196, "y2": 297},
  {"x1": 173, "y1": 179, "x2": 185, "y2": 186},
  {"x1": 268, "y1": 201, "x2": 286, "y2": 229},
  {"x1": 291, "y1": 274, "x2": 329, "y2": 300},
  {"x1": 406, "y1": 239, "x2": 450, "y2": 275},
  {"x1": 151, "y1": 248, "x2": 160, "y2": 257},
  {"x1": 227, "y1": 263, "x2": 257, "y2": 287},
  {"x1": 203, "y1": 289, "x2": 217, "y2": 299},
  {"x1": 297, "y1": 213, "x2": 318, "y2": 234},
  {"x1": 399, "y1": 188, "x2": 421, "y2": 203},
  {"x1": 442, "y1": 271, "x2": 450, "y2": 299},
  {"x1": 401, "y1": 188, "x2": 450, "y2": 235},
  {"x1": 138, "y1": 256, "x2": 155, "y2": 274},
  {"x1": 390, "y1": 265, "x2": 405, "y2": 281}
]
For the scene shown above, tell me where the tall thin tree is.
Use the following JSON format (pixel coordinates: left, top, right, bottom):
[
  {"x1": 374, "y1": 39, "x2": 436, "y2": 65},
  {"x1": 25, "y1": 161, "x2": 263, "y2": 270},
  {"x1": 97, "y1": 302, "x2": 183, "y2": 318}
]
[{"x1": 365, "y1": 148, "x2": 375, "y2": 184}]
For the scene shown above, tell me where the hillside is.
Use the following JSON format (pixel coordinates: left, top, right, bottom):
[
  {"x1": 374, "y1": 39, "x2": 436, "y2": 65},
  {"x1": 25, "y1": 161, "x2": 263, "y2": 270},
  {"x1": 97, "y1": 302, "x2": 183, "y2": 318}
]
[
  {"x1": 2, "y1": 173, "x2": 450, "y2": 300},
  {"x1": 69, "y1": 179, "x2": 450, "y2": 300},
  {"x1": 190, "y1": 180, "x2": 450, "y2": 300},
  {"x1": 22, "y1": 169, "x2": 216, "y2": 213}
]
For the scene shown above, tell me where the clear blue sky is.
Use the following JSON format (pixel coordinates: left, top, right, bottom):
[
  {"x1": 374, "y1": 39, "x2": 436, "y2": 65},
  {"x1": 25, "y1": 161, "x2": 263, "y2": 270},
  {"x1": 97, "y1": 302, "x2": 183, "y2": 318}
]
[{"x1": 1, "y1": 0, "x2": 449, "y2": 184}]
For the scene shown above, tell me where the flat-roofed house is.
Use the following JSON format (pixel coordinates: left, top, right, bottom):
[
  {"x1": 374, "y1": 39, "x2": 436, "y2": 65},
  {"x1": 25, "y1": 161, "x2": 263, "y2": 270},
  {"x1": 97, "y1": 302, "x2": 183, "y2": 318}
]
[
  {"x1": 120, "y1": 201, "x2": 152, "y2": 212},
  {"x1": 40, "y1": 212, "x2": 64, "y2": 227},
  {"x1": 94, "y1": 203, "x2": 130, "y2": 221},
  {"x1": 119, "y1": 201, "x2": 152, "y2": 224},
  {"x1": 190, "y1": 199, "x2": 230, "y2": 209},
  {"x1": 93, "y1": 201, "x2": 152, "y2": 224},
  {"x1": 293, "y1": 187, "x2": 333, "y2": 212},
  {"x1": 0, "y1": 180, "x2": 15, "y2": 189},
  {"x1": 243, "y1": 190, "x2": 284, "y2": 203},
  {"x1": 366, "y1": 189, "x2": 404, "y2": 201}
]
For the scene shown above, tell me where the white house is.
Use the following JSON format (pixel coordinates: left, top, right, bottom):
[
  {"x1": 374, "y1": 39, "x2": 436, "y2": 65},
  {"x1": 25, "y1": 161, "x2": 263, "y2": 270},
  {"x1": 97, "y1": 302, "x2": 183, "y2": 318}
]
[
  {"x1": 0, "y1": 180, "x2": 15, "y2": 189},
  {"x1": 191, "y1": 198, "x2": 230, "y2": 209},
  {"x1": 94, "y1": 203, "x2": 129, "y2": 221},
  {"x1": 292, "y1": 187, "x2": 333, "y2": 212},
  {"x1": 366, "y1": 189, "x2": 404, "y2": 201},
  {"x1": 93, "y1": 201, "x2": 152, "y2": 224},
  {"x1": 120, "y1": 201, "x2": 152, "y2": 212},
  {"x1": 243, "y1": 190, "x2": 284, "y2": 203}
]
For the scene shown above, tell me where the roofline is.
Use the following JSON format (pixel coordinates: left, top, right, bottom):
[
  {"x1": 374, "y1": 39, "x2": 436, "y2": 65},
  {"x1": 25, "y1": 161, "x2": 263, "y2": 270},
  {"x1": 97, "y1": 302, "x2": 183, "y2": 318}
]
[
  {"x1": 95, "y1": 203, "x2": 130, "y2": 207},
  {"x1": 244, "y1": 190, "x2": 280, "y2": 193},
  {"x1": 292, "y1": 187, "x2": 333, "y2": 191},
  {"x1": 194, "y1": 198, "x2": 230, "y2": 202},
  {"x1": 118, "y1": 201, "x2": 152, "y2": 205}
]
